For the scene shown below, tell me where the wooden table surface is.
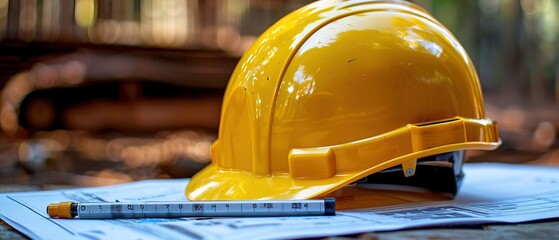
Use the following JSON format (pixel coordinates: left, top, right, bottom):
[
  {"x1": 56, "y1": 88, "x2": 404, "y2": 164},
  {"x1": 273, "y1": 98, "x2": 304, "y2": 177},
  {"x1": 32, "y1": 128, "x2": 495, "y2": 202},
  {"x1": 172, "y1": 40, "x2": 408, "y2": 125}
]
[{"x1": 1, "y1": 213, "x2": 558, "y2": 239}]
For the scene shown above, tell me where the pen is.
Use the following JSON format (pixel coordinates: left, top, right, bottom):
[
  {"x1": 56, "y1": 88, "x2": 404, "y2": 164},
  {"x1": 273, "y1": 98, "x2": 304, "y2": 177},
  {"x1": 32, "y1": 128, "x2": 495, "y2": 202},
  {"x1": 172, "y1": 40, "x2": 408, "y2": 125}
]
[{"x1": 47, "y1": 198, "x2": 335, "y2": 219}]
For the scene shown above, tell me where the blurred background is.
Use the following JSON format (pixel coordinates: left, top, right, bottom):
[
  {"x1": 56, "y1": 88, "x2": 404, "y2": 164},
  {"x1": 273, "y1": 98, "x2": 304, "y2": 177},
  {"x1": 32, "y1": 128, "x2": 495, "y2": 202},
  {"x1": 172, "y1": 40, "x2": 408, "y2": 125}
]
[{"x1": 0, "y1": 0, "x2": 557, "y2": 188}]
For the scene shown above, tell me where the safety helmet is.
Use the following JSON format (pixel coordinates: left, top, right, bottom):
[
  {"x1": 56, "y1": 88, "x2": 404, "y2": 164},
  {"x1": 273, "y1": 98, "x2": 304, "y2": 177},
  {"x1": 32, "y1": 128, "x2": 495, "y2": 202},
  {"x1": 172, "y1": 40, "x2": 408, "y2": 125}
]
[{"x1": 186, "y1": 0, "x2": 500, "y2": 201}]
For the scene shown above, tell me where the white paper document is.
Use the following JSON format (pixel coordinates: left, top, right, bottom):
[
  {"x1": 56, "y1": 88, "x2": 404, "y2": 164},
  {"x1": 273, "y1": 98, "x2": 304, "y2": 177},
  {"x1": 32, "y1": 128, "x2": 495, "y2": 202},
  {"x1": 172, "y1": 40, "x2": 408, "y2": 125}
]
[{"x1": 1, "y1": 163, "x2": 558, "y2": 240}]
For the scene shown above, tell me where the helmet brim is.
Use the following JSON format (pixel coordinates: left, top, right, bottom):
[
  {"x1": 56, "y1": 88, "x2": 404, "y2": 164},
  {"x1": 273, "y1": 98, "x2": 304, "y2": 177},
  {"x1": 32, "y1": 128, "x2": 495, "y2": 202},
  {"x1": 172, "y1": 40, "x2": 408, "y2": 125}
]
[{"x1": 186, "y1": 141, "x2": 499, "y2": 201}]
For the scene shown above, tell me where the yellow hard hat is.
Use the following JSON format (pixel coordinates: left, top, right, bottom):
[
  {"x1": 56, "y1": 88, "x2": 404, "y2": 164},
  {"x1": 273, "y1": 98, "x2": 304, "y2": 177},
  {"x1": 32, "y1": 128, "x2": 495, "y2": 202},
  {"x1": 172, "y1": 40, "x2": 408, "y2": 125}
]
[{"x1": 186, "y1": 0, "x2": 500, "y2": 201}]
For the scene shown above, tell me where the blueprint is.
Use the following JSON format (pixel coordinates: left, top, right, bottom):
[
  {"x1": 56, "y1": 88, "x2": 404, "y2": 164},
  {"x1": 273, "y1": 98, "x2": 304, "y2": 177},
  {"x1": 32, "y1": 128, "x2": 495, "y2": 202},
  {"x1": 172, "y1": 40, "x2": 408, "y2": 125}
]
[{"x1": 1, "y1": 163, "x2": 559, "y2": 239}]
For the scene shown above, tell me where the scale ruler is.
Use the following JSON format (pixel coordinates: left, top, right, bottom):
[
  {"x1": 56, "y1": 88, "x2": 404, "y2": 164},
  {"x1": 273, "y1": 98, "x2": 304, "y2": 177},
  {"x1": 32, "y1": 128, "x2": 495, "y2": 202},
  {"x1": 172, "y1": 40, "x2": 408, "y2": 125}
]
[{"x1": 47, "y1": 198, "x2": 335, "y2": 219}]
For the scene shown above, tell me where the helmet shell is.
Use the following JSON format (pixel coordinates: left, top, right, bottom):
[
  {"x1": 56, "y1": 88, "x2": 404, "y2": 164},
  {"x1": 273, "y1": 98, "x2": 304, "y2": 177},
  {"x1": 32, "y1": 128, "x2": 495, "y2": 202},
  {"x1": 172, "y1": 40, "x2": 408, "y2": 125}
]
[{"x1": 186, "y1": 0, "x2": 499, "y2": 200}]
